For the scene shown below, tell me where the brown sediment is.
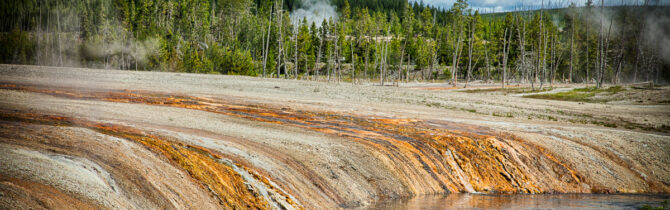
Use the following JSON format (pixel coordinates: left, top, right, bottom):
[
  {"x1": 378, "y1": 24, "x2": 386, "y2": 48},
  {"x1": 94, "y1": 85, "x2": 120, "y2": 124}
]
[
  {"x1": 0, "y1": 83, "x2": 593, "y2": 196},
  {"x1": 0, "y1": 112, "x2": 276, "y2": 210},
  {"x1": 0, "y1": 175, "x2": 101, "y2": 209},
  {"x1": 540, "y1": 132, "x2": 665, "y2": 193},
  {"x1": 0, "y1": 66, "x2": 667, "y2": 209}
]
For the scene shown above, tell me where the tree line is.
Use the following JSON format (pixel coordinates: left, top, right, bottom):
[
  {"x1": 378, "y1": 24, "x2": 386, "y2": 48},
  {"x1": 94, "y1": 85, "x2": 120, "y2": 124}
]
[{"x1": 0, "y1": 0, "x2": 668, "y2": 88}]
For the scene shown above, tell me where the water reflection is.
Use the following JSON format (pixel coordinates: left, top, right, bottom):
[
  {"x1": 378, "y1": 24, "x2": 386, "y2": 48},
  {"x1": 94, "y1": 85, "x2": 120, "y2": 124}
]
[{"x1": 367, "y1": 194, "x2": 670, "y2": 209}]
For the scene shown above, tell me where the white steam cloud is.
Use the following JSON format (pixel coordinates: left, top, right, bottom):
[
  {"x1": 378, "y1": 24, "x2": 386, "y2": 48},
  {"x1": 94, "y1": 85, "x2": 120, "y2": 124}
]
[
  {"x1": 81, "y1": 37, "x2": 160, "y2": 66},
  {"x1": 643, "y1": 14, "x2": 670, "y2": 64},
  {"x1": 290, "y1": 0, "x2": 338, "y2": 25}
]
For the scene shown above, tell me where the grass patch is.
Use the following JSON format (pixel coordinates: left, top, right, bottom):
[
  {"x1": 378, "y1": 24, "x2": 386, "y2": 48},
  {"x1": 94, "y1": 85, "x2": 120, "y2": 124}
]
[
  {"x1": 461, "y1": 87, "x2": 553, "y2": 94},
  {"x1": 460, "y1": 88, "x2": 504, "y2": 93},
  {"x1": 524, "y1": 86, "x2": 624, "y2": 103},
  {"x1": 640, "y1": 201, "x2": 669, "y2": 210},
  {"x1": 492, "y1": 112, "x2": 514, "y2": 118},
  {"x1": 592, "y1": 121, "x2": 618, "y2": 128}
]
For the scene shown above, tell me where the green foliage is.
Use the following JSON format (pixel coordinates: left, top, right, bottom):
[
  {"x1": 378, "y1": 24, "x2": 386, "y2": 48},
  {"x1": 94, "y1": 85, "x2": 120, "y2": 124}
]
[
  {"x1": 0, "y1": 0, "x2": 668, "y2": 83},
  {"x1": 209, "y1": 43, "x2": 255, "y2": 76},
  {"x1": 0, "y1": 28, "x2": 35, "y2": 64},
  {"x1": 525, "y1": 86, "x2": 624, "y2": 102},
  {"x1": 181, "y1": 43, "x2": 210, "y2": 73},
  {"x1": 639, "y1": 201, "x2": 669, "y2": 210}
]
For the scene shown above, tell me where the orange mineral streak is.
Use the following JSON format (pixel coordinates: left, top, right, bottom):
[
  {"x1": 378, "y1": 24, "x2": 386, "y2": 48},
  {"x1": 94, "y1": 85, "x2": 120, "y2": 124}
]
[
  {"x1": 1, "y1": 84, "x2": 590, "y2": 197},
  {"x1": 0, "y1": 112, "x2": 272, "y2": 210}
]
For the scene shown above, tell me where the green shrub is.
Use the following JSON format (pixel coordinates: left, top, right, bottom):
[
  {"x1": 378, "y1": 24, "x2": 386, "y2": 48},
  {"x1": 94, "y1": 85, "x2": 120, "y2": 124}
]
[
  {"x1": 208, "y1": 43, "x2": 255, "y2": 76},
  {"x1": 525, "y1": 86, "x2": 625, "y2": 103},
  {"x1": 0, "y1": 28, "x2": 35, "y2": 64}
]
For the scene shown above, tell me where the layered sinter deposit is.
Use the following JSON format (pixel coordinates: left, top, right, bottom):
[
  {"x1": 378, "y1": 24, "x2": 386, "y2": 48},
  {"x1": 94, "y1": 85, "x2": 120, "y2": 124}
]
[{"x1": 0, "y1": 65, "x2": 668, "y2": 209}]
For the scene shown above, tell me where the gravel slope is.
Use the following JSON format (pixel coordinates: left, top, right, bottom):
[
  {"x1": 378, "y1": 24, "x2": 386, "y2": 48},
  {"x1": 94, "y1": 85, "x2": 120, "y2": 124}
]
[{"x1": 0, "y1": 64, "x2": 668, "y2": 209}]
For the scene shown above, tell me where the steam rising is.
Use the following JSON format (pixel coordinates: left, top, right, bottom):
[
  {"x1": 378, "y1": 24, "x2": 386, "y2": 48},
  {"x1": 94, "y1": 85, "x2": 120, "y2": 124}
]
[
  {"x1": 643, "y1": 14, "x2": 670, "y2": 64},
  {"x1": 290, "y1": 0, "x2": 338, "y2": 25},
  {"x1": 81, "y1": 38, "x2": 161, "y2": 66}
]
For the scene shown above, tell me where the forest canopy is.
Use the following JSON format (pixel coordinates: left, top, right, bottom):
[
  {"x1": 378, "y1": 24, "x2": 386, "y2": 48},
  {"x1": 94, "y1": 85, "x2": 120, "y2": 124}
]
[{"x1": 1, "y1": 0, "x2": 669, "y2": 86}]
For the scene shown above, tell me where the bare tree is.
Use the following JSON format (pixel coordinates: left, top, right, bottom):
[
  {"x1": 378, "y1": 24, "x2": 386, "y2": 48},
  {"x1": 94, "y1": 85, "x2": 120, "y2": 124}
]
[
  {"x1": 407, "y1": 54, "x2": 411, "y2": 82},
  {"x1": 484, "y1": 41, "x2": 490, "y2": 83},
  {"x1": 502, "y1": 28, "x2": 511, "y2": 89},
  {"x1": 585, "y1": 0, "x2": 592, "y2": 84},
  {"x1": 613, "y1": 0, "x2": 626, "y2": 84},
  {"x1": 540, "y1": 30, "x2": 548, "y2": 89},
  {"x1": 262, "y1": 1, "x2": 275, "y2": 78},
  {"x1": 515, "y1": 13, "x2": 527, "y2": 84},
  {"x1": 335, "y1": 24, "x2": 341, "y2": 83},
  {"x1": 327, "y1": 34, "x2": 332, "y2": 82},
  {"x1": 598, "y1": 5, "x2": 613, "y2": 89},
  {"x1": 465, "y1": 14, "x2": 475, "y2": 88},
  {"x1": 550, "y1": 33, "x2": 558, "y2": 88},
  {"x1": 430, "y1": 34, "x2": 441, "y2": 81},
  {"x1": 569, "y1": 4, "x2": 575, "y2": 83},
  {"x1": 380, "y1": 30, "x2": 390, "y2": 86},
  {"x1": 277, "y1": 2, "x2": 284, "y2": 79},
  {"x1": 294, "y1": 26, "x2": 298, "y2": 80},
  {"x1": 397, "y1": 35, "x2": 408, "y2": 86},
  {"x1": 56, "y1": 1, "x2": 63, "y2": 67},
  {"x1": 314, "y1": 28, "x2": 323, "y2": 81},
  {"x1": 351, "y1": 41, "x2": 356, "y2": 84},
  {"x1": 452, "y1": 22, "x2": 464, "y2": 86},
  {"x1": 633, "y1": 0, "x2": 649, "y2": 83},
  {"x1": 533, "y1": 1, "x2": 544, "y2": 91}
]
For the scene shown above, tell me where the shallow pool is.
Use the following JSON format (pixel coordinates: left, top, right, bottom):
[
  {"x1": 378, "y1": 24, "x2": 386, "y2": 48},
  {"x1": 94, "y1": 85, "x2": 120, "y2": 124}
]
[{"x1": 366, "y1": 193, "x2": 670, "y2": 209}]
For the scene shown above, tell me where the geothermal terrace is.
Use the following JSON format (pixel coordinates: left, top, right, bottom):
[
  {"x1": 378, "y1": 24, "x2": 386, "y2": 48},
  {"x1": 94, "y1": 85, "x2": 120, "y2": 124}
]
[{"x1": 0, "y1": 64, "x2": 668, "y2": 209}]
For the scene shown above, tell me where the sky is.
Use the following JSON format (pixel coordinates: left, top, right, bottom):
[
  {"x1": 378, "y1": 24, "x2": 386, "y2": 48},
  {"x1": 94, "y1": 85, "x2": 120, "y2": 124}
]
[{"x1": 410, "y1": 0, "x2": 652, "y2": 13}]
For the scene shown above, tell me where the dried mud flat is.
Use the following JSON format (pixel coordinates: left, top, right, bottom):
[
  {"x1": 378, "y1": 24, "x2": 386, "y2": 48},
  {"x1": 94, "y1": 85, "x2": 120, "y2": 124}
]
[{"x1": 0, "y1": 64, "x2": 668, "y2": 209}]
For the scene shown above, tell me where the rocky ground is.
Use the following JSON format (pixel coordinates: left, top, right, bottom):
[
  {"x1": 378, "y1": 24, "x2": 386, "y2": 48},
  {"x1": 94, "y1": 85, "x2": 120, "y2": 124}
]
[{"x1": 0, "y1": 64, "x2": 668, "y2": 209}]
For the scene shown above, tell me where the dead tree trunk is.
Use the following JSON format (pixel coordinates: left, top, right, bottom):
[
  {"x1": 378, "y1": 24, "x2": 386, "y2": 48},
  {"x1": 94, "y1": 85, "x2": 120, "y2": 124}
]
[
  {"x1": 596, "y1": 0, "x2": 605, "y2": 89},
  {"x1": 534, "y1": 2, "x2": 544, "y2": 91},
  {"x1": 294, "y1": 26, "x2": 299, "y2": 80},
  {"x1": 351, "y1": 41, "x2": 355, "y2": 84},
  {"x1": 634, "y1": 35, "x2": 641, "y2": 83},
  {"x1": 569, "y1": 13, "x2": 575, "y2": 83},
  {"x1": 502, "y1": 28, "x2": 511, "y2": 89},
  {"x1": 277, "y1": 3, "x2": 284, "y2": 79},
  {"x1": 485, "y1": 42, "x2": 490, "y2": 83},
  {"x1": 380, "y1": 40, "x2": 387, "y2": 86},
  {"x1": 56, "y1": 1, "x2": 62, "y2": 67},
  {"x1": 327, "y1": 42, "x2": 332, "y2": 82},
  {"x1": 315, "y1": 34, "x2": 323, "y2": 81},
  {"x1": 585, "y1": 10, "x2": 590, "y2": 84},
  {"x1": 262, "y1": 1, "x2": 275, "y2": 78},
  {"x1": 598, "y1": 12, "x2": 613, "y2": 89},
  {"x1": 452, "y1": 24, "x2": 464, "y2": 86},
  {"x1": 515, "y1": 14, "x2": 527, "y2": 84},
  {"x1": 364, "y1": 35, "x2": 370, "y2": 81},
  {"x1": 407, "y1": 54, "x2": 411, "y2": 83},
  {"x1": 540, "y1": 30, "x2": 548, "y2": 89},
  {"x1": 398, "y1": 39, "x2": 407, "y2": 86},
  {"x1": 430, "y1": 35, "x2": 441, "y2": 81},
  {"x1": 372, "y1": 35, "x2": 379, "y2": 82},
  {"x1": 37, "y1": 1, "x2": 42, "y2": 66},
  {"x1": 550, "y1": 33, "x2": 556, "y2": 88},
  {"x1": 614, "y1": 32, "x2": 625, "y2": 84},
  {"x1": 335, "y1": 26, "x2": 341, "y2": 83},
  {"x1": 466, "y1": 17, "x2": 475, "y2": 88},
  {"x1": 386, "y1": 39, "x2": 392, "y2": 84}
]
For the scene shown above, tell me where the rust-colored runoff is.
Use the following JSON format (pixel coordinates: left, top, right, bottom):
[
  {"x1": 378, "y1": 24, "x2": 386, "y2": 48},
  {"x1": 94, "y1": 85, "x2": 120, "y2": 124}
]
[
  {"x1": 1, "y1": 83, "x2": 591, "y2": 195},
  {"x1": 0, "y1": 112, "x2": 274, "y2": 210}
]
